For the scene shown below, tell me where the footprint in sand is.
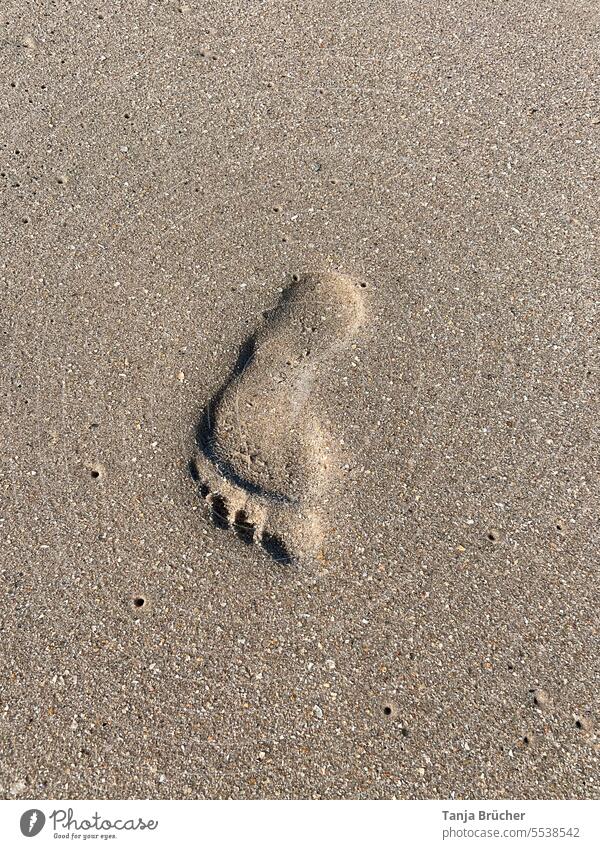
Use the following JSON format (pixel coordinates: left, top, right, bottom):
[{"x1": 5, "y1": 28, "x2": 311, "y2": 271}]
[{"x1": 189, "y1": 271, "x2": 365, "y2": 564}]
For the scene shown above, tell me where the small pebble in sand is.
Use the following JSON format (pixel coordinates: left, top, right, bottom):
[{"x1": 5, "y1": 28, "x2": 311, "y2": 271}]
[
  {"x1": 533, "y1": 688, "x2": 550, "y2": 708},
  {"x1": 10, "y1": 779, "x2": 27, "y2": 795}
]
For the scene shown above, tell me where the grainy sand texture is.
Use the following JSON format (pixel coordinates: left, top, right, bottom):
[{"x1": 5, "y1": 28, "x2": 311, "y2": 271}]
[{"x1": 1, "y1": 1, "x2": 599, "y2": 799}]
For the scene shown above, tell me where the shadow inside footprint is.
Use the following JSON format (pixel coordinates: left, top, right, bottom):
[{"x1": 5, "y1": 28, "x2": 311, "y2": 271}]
[
  {"x1": 260, "y1": 531, "x2": 293, "y2": 565},
  {"x1": 194, "y1": 338, "x2": 291, "y2": 505},
  {"x1": 233, "y1": 509, "x2": 255, "y2": 544},
  {"x1": 209, "y1": 494, "x2": 230, "y2": 529}
]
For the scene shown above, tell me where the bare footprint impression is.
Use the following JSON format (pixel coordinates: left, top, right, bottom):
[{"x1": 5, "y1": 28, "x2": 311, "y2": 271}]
[{"x1": 189, "y1": 271, "x2": 365, "y2": 564}]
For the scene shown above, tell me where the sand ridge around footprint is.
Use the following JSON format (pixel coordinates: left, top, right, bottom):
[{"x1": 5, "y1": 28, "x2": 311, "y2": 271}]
[{"x1": 189, "y1": 271, "x2": 365, "y2": 563}]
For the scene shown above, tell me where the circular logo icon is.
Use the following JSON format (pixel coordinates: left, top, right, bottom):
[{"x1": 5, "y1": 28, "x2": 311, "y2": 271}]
[{"x1": 20, "y1": 810, "x2": 46, "y2": 837}]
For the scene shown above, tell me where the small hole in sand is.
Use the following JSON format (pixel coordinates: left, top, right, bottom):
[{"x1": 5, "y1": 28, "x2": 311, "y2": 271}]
[
  {"x1": 133, "y1": 596, "x2": 145, "y2": 608},
  {"x1": 90, "y1": 469, "x2": 100, "y2": 479},
  {"x1": 382, "y1": 701, "x2": 399, "y2": 719},
  {"x1": 210, "y1": 494, "x2": 229, "y2": 529},
  {"x1": 359, "y1": 282, "x2": 367, "y2": 288},
  {"x1": 575, "y1": 719, "x2": 583, "y2": 730},
  {"x1": 487, "y1": 529, "x2": 500, "y2": 543},
  {"x1": 291, "y1": 273, "x2": 300, "y2": 283}
]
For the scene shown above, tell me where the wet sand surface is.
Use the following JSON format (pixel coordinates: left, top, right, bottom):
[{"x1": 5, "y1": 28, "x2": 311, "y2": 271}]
[{"x1": 1, "y1": 1, "x2": 598, "y2": 798}]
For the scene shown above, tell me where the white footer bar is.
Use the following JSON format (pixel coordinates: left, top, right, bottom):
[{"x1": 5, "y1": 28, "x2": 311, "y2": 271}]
[{"x1": 0, "y1": 799, "x2": 598, "y2": 849}]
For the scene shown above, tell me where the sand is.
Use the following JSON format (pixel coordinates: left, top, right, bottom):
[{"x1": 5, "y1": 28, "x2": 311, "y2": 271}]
[{"x1": 1, "y1": 1, "x2": 598, "y2": 799}]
